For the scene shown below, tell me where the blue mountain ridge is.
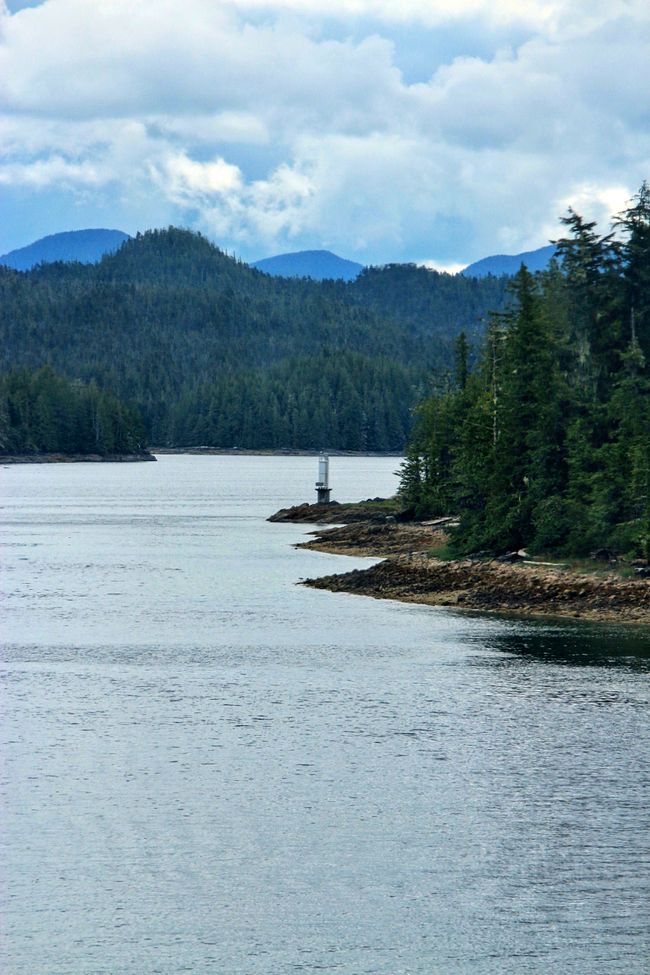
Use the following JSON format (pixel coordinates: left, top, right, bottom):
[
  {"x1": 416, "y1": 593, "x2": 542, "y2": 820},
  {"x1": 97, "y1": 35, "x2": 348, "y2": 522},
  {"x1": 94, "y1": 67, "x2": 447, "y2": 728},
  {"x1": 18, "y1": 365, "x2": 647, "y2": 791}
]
[
  {"x1": 461, "y1": 244, "x2": 557, "y2": 278},
  {"x1": 0, "y1": 230, "x2": 557, "y2": 280},
  {"x1": 0, "y1": 229, "x2": 131, "y2": 270},
  {"x1": 251, "y1": 249, "x2": 364, "y2": 281}
]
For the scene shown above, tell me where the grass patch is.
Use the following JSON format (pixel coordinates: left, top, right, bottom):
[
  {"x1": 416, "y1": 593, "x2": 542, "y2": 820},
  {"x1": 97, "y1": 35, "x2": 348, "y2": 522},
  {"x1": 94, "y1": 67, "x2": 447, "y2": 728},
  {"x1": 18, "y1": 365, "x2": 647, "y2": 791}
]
[
  {"x1": 527, "y1": 553, "x2": 640, "y2": 579},
  {"x1": 349, "y1": 497, "x2": 400, "y2": 512},
  {"x1": 426, "y1": 542, "x2": 457, "y2": 561}
]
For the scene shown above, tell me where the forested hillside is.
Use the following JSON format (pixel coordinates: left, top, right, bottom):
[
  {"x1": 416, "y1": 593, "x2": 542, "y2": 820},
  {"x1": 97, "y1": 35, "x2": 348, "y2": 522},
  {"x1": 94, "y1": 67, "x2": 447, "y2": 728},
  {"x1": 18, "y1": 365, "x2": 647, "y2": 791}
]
[
  {"x1": 0, "y1": 228, "x2": 508, "y2": 450},
  {"x1": 400, "y1": 184, "x2": 650, "y2": 558},
  {"x1": 0, "y1": 366, "x2": 147, "y2": 456},
  {"x1": 348, "y1": 263, "x2": 508, "y2": 347}
]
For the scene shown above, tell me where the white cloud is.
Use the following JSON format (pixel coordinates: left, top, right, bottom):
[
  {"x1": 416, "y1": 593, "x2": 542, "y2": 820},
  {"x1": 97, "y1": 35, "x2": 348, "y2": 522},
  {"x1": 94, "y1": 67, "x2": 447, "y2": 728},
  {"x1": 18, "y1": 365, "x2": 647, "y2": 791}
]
[
  {"x1": 228, "y1": 0, "x2": 650, "y2": 39},
  {"x1": 420, "y1": 260, "x2": 466, "y2": 274},
  {"x1": 152, "y1": 112, "x2": 269, "y2": 146},
  {"x1": 229, "y1": 0, "x2": 564, "y2": 31},
  {"x1": 0, "y1": 0, "x2": 649, "y2": 261},
  {"x1": 554, "y1": 183, "x2": 635, "y2": 230},
  {"x1": 0, "y1": 154, "x2": 102, "y2": 187},
  {"x1": 152, "y1": 153, "x2": 243, "y2": 207}
]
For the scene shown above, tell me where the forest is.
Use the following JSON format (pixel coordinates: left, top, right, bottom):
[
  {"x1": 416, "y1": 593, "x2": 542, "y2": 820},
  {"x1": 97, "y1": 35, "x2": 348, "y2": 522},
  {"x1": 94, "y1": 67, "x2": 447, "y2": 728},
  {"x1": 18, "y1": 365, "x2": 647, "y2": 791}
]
[
  {"x1": 0, "y1": 229, "x2": 508, "y2": 451},
  {"x1": 399, "y1": 183, "x2": 650, "y2": 558},
  {"x1": 0, "y1": 366, "x2": 147, "y2": 456}
]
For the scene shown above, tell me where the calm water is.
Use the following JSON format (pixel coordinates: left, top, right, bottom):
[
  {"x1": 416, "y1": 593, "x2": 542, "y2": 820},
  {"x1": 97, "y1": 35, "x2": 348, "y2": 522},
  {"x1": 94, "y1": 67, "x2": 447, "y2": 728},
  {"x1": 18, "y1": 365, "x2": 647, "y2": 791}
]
[{"x1": 1, "y1": 455, "x2": 649, "y2": 975}]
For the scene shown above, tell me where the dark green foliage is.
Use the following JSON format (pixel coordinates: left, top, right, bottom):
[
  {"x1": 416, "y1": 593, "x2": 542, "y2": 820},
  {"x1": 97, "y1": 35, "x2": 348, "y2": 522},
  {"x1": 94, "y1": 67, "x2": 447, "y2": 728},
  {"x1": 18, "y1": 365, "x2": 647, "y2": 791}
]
[
  {"x1": 0, "y1": 366, "x2": 147, "y2": 456},
  {"x1": 400, "y1": 185, "x2": 650, "y2": 559},
  {"x1": 0, "y1": 227, "x2": 505, "y2": 450},
  {"x1": 169, "y1": 353, "x2": 414, "y2": 451},
  {"x1": 348, "y1": 262, "x2": 509, "y2": 352}
]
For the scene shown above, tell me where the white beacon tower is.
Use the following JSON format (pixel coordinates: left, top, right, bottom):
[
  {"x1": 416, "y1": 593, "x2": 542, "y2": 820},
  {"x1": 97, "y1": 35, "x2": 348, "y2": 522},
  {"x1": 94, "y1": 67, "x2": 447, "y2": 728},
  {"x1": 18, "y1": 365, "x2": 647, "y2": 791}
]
[{"x1": 315, "y1": 453, "x2": 332, "y2": 504}]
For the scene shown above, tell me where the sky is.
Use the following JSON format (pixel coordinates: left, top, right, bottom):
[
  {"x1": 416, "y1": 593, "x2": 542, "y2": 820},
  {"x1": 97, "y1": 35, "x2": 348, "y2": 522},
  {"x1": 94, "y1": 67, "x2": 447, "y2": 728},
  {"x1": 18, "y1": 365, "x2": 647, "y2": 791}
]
[{"x1": 1, "y1": 0, "x2": 649, "y2": 268}]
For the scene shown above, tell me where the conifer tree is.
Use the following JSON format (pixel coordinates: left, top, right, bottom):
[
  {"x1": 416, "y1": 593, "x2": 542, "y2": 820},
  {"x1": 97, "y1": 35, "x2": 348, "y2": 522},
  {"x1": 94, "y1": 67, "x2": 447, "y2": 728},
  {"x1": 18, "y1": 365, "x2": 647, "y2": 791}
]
[{"x1": 400, "y1": 182, "x2": 650, "y2": 560}]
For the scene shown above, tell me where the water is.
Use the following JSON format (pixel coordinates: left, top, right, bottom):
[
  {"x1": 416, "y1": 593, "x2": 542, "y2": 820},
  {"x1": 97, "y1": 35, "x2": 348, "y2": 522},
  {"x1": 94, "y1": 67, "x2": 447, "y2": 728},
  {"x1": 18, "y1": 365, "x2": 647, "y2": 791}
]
[{"x1": 2, "y1": 455, "x2": 649, "y2": 975}]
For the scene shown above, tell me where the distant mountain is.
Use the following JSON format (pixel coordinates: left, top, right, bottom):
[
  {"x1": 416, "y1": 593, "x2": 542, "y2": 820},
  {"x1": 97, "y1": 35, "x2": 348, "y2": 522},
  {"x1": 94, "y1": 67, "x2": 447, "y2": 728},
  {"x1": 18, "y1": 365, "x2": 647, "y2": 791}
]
[
  {"x1": 252, "y1": 249, "x2": 363, "y2": 281},
  {"x1": 0, "y1": 229, "x2": 130, "y2": 271},
  {"x1": 461, "y1": 244, "x2": 557, "y2": 278}
]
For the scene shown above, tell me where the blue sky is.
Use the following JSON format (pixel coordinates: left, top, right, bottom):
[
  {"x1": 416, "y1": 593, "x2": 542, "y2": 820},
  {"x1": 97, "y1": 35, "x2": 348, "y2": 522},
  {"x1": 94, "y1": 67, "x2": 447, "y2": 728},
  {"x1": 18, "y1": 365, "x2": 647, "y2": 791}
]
[{"x1": 1, "y1": 0, "x2": 649, "y2": 268}]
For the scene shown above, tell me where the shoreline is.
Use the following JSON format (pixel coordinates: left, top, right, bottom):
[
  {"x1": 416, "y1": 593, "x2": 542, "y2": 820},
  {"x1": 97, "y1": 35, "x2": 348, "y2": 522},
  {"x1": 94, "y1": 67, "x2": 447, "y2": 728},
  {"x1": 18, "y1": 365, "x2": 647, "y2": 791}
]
[
  {"x1": 272, "y1": 503, "x2": 650, "y2": 626},
  {"x1": 1, "y1": 452, "x2": 156, "y2": 464},
  {"x1": 153, "y1": 447, "x2": 403, "y2": 457},
  {"x1": 2, "y1": 448, "x2": 399, "y2": 465}
]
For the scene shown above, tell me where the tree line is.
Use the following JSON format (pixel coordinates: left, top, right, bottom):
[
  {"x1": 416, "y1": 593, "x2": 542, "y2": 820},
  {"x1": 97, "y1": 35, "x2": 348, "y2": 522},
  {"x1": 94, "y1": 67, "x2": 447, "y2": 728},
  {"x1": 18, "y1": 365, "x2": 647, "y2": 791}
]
[
  {"x1": 0, "y1": 366, "x2": 147, "y2": 456},
  {"x1": 400, "y1": 183, "x2": 650, "y2": 559}
]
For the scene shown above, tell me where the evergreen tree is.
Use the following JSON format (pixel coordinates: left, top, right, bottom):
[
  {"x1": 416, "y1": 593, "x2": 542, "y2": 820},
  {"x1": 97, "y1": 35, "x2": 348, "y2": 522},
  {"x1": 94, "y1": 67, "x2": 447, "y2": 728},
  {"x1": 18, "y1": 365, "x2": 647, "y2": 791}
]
[
  {"x1": 0, "y1": 367, "x2": 148, "y2": 456},
  {"x1": 400, "y1": 183, "x2": 650, "y2": 560}
]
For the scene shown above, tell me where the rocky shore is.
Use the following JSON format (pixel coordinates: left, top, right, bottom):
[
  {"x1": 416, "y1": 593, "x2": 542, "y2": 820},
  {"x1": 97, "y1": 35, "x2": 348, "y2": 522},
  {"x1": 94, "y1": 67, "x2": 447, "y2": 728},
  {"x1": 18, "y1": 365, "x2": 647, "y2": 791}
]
[
  {"x1": 269, "y1": 499, "x2": 402, "y2": 525},
  {"x1": 272, "y1": 502, "x2": 650, "y2": 625},
  {"x1": 296, "y1": 520, "x2": 449, "y2": 557},
  {"x1": 305, "y1": 551, "x2": 650, "y2": 623}
]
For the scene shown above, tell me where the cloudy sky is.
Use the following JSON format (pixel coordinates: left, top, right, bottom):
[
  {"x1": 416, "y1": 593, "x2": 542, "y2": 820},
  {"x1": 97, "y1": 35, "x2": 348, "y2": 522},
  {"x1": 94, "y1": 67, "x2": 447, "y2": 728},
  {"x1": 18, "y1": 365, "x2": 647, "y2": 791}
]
[{"x1": 1, "y1": 0, "x2": 649, "y2": 267}]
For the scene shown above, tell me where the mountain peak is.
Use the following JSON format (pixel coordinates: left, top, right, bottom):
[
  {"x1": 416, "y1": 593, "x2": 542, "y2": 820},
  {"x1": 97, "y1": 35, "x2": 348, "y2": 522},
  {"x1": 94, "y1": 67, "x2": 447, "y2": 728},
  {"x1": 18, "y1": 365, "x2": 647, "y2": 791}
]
[
  {"x1": 251, "y1": 249, "x2": 363, "y2": 281},
  {"x1": 461, "y1": 244, "x2": 557, "y2": 278},
  {"x1": 0, "y1": 228, "x2": 130, "y2": 271}
]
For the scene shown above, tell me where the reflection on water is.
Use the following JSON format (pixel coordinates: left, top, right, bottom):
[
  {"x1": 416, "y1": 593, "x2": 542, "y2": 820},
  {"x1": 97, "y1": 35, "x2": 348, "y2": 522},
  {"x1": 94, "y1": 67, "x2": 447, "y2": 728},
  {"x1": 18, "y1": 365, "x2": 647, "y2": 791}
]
[
  {"x1": 2, "y1": 456, "x2": 650, "y2": 975},
  {"x1": 480, "y1": 617, "x2": 650, "y2": 669}
]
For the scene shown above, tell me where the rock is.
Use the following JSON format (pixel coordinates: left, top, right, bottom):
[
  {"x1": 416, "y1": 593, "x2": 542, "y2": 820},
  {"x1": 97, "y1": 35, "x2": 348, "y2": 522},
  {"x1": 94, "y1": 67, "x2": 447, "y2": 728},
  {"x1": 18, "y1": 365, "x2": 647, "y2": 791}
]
[
  {"x1": 592, "y1": 548, "x2": 614, "y2": 562},
  {"x1": 467, "y1": 550, "x2": 494, "y2": 562},
  {"x1": 497, "y1": 551, "x2": 524, "y2": 563},
  {"x1": 421, "y1": 516, "x2": 459, "y2": 528},
  {"x1": 394, "y1": 506, "x2": 416, "y2": 523}
]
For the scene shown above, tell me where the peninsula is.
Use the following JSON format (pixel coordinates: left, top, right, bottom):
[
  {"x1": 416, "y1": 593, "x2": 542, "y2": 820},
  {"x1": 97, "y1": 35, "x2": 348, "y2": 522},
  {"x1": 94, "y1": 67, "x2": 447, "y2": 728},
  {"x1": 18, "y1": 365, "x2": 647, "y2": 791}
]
[{"x1": 271, "y1": 501, "x2": 650, "y2": 625}]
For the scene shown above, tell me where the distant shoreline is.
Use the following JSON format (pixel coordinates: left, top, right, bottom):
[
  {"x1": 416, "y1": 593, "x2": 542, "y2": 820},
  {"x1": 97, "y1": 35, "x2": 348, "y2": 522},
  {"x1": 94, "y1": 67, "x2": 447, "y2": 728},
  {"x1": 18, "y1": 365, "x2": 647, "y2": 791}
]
[
  {"x1": 1, "y1": 452, "x2": 156, "y2": 464},
  {"x1": 1, "y1": 448, "x2": 402, "y2": 465},
  {"x1": 152, "y1": 447, "x2": 403, "y2": 457}
]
